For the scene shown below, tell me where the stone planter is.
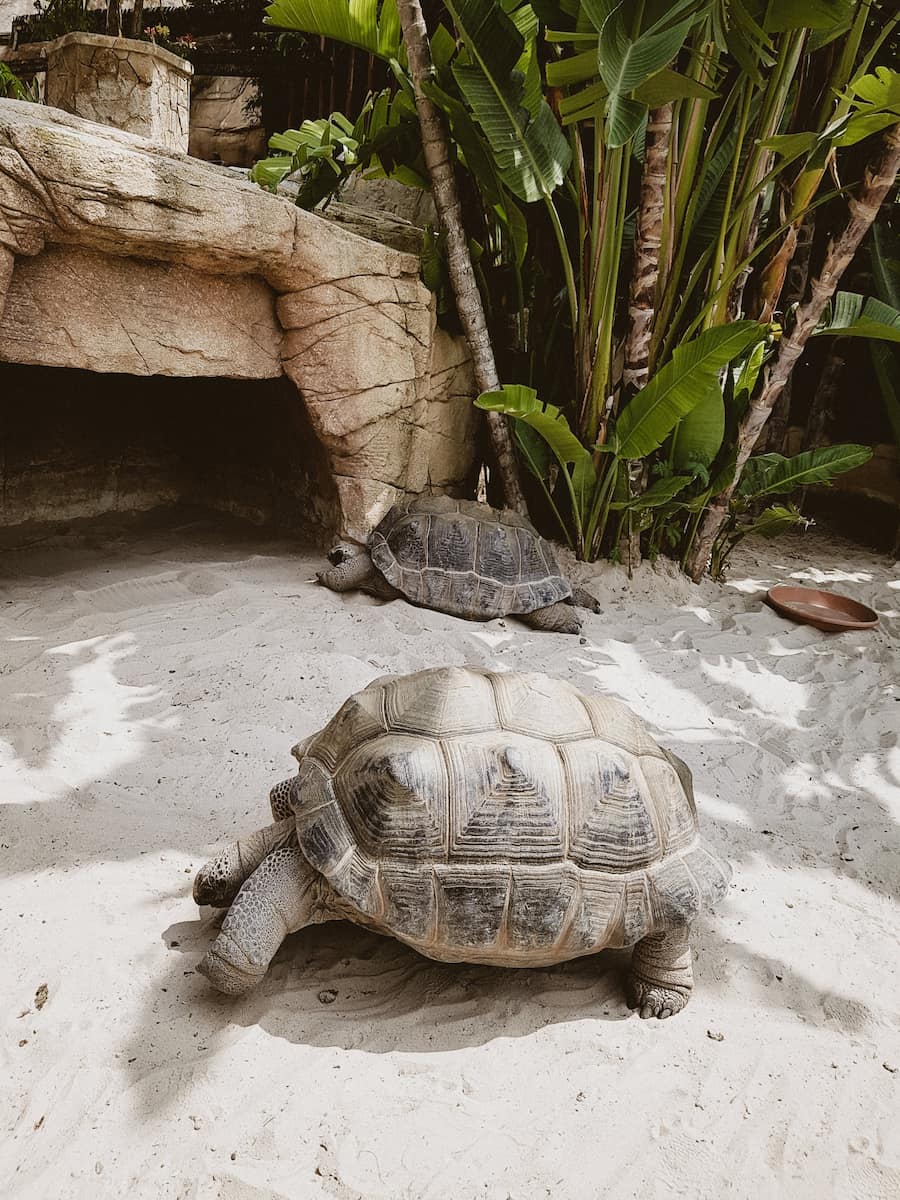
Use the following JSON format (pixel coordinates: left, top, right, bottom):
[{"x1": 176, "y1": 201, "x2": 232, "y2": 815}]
[{"x1": 45, "y1": 32, "x2": 192, "y2": 153}]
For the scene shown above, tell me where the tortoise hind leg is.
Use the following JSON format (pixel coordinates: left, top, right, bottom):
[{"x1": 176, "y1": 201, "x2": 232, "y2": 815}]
[
  {"x1": 197, "y1": 847, "x2": 319, "y2": 995},
  {"x1": 519, "y1": 601, "x2": 582, "y2": 635},
  {"x1": 627, "y1": 926, "x2": 694, "y2": 1019}
]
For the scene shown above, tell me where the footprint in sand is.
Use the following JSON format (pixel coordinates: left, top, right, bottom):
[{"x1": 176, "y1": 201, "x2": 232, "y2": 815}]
[{"x1": 73, "y1": 569, "x2": 226, "y2": 613}]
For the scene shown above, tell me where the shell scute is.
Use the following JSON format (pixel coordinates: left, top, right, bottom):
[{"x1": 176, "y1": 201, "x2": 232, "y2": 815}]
[
  {"x1": 378, "y1": 864, "x2": 436, "y2": 941},
  {"x1": 333, "y1": 734, "x2": 448, "y2": 860},
  {"x1": 560, "y1": 743, "x2": 662, "y2": 870},
  {"x1": 492, "y1": 672, "x2": 594, "y2": 741},
  {"x1": 507, "y1": 866, "x2": 578, "y2": 951},
  {"x1": 435, "y1": 865, "x2": 510, "y2": 948},
  {"x1": 580, "y1": 695, "x2": 662, "y2": 758},
  {"x1": 307, "y1": 691, "x2": 386, "y2": 773},
  {"x1": 294, "y1": 759, "x2": 354, "y2": 875},
  {"x1": 443, "y1": 732, "x2": 566, "y2": 860},
  {"x1": 383, "y1": 668, "x2": 498, "y2": 736}
]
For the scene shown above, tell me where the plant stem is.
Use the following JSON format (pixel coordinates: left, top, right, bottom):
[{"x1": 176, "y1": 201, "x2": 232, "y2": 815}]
[
  {"x1": 685, "y1": 121, "x2": 900, "y2": 580},
  {"x1": 396, "y1": 0, "x2": 526, "y2": 512}
]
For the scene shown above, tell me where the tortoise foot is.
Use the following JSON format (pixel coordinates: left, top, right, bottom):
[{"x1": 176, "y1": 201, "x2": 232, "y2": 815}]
[
  {"x1": 198, "y1": 939, "x2": 268, "y2": 996},
  {"x1": 626, "y1": 976, "x2": 690, "y2": 1019},
  {"x1": 627, "y1": 927, "x2": 694, "y2": 1019}
]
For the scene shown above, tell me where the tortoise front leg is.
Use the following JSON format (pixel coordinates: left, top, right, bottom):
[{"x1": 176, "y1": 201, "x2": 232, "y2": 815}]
[
  {"x1": 627, "y1": 926, "x2": 694, "y2": 1019},
  {"x1": 193, "y1": 818, "x2": 295, "y2": 908},
  {"x1": 197, "y1": 847, "x2": 319, "y2": 995},
  {"x1": 519, "y1": 602, "x2": 582, "y2": 635}
]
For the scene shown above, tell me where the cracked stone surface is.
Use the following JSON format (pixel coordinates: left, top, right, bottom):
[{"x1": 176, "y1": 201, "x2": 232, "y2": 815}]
[
  {"x1": 45, "y1": 33, "x2": 192, "y2": 154},
  {"x1": 0, "y1": 244, "x2": 283, "y2": 378},
  {"x1": 0, "y1": 101, "x2": 478, "y2": 540}
]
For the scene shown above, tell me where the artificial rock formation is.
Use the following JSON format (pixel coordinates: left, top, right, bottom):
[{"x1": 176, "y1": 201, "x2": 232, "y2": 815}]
[
  {"x1": 0, "y1": 100, "x2": 476, "y2": 540},
  {"x1": 45, "y1": 33, "x2": 193, "y2": 153}
]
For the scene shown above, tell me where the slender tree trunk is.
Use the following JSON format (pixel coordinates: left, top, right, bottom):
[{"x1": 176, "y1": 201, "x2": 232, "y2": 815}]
[
  {"x1": 623, "y1": 104, "x2": 672, "y2": 392},
  {"x1": 130, "y1": 0, "x2": 145, "y2": 39},
  {"x1": 805, "y1": 342, "x2": 845, "y2": 451},
  {"x1": 763, "y1": 213, "x2": 815, "y2": 452},
  {"x1": 685, "y1": 122, "x2": 900, "y2": 581},
  {"x1": 619, "y1": 103, "x2": 673, "y2": 571},
  {"x1": 396, "y1": 0, "x2": 526, "y2": 512},
  {"x1": 106, "y1": 0, "x2": 123, "y2": 37}
]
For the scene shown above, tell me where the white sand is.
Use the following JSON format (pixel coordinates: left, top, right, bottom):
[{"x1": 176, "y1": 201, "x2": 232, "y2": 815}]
[{"x1": 1, "y1": 520, "x2": 898, "y2": 1199}]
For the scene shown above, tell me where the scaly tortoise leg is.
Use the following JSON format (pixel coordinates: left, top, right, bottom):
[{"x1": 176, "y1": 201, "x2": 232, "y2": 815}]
[
  {"x1": 317, "y1": 546, "x2": 398, "y2": 600},
  {"x1": 519, "y1": 601, "x2": 582, "y2": 635},
  {"x1": 269, "y1": 776, "x2": 297, "y2": 822},
  {"x1": 193, "y1": 818, "x2": 295, "y2": 908},
  {"x1": 627, "y1": 925, "x2": 694, "y2": 1019},
  {"x1": 198, "y1": 846, "x2": 319, "y2": 995}
]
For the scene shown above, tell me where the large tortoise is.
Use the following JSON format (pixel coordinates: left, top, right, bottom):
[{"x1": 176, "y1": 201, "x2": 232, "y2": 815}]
[
  {"x1": 317, "y1": 496, "x2": 600, "y2": 634},
  {"x1": 194, "y1": 668, "x2": 730, "y2": 1017}
]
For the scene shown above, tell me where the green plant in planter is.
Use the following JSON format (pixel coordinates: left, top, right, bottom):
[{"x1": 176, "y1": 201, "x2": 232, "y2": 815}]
[{"x1": 0, "y1": 63, "x2": 40, "y2": 102}]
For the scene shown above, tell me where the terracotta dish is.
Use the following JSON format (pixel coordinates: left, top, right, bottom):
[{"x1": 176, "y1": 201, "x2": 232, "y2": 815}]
[{"x1": 765, "y1": 584, "x2": 879, "y2": 632}]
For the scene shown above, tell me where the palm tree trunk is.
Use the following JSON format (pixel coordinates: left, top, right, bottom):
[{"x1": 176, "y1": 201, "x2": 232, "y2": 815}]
[
  {"x1": 623, "y1": 103, "x2": 672, "y2": 393},
  {"x1": 130, "y1": 0, "x2": 145, "y2": 39},
  {"x1": 685, "y1": 122, "x2": 900, "y2": 582},
  {"x1": 106, "y1": 0, "x2": 123, "y2": 37},
  {"x1": 762, "y1": 213, "x2": 815, "y2": 453},
  {"x1": 396, "y1": 0, "x2": 526, "y2": 513},
  {"x1": 619, "y1": 103, "x2": 673, "y2": 572}
]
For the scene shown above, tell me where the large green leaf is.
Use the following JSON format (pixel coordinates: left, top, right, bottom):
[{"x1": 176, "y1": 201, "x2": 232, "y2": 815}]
[
  {"x1": 742, "y1": 505, "x2": 808, "y2": 538},
  {"x1": 617, "y1": 322, "x2": 765, "y2": 461},
  {"x1": 632, "y1": 67, "x2": 719, "y2": 105},
  {"x1": 265, "y1": 0, "x2": 402, "y2": 59},
  {"x1": 764, "y1": 0, "x2": 853, "y2": 31},
  {"x1": 738, "y1": 444, "x2": 873, "y2": 499},
  {"x1": 595, "y1": 0, "x2": 706, "y2": 146},
  {"x1": 837, "y1": 67, "x2": 900, "y2": 146},
  {"x1": 446, "y1": 0, "x2": 571, "y2": 201},
  {"x1": 610, "y1": 474, "x2": 694, "y2": 510},
  {"x1": 476, "y1": 385, "x2": 596, "y2": 520},
  {"x1": 813, "y1": 291, "x2": 900, "y2": 343}
]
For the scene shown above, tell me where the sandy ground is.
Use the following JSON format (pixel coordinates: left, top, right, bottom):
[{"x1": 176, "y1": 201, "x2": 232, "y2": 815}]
[{"x1": 1, "y1": 518, "x2": 898, "y2": 1200}]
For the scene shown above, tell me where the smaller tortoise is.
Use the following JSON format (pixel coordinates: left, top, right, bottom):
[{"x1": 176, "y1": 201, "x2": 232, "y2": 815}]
[
  {"x1": 317, "y1": 496, "x2": 600, "y2": 634},
  {"x1": 194, "y1": 667, "x2": 731, "y2": 1017}
]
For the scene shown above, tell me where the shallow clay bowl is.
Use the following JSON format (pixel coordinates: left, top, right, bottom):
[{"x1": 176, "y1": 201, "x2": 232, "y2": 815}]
[{"x1": 765, "y1": 584, "x2": 879, "y2": 632}]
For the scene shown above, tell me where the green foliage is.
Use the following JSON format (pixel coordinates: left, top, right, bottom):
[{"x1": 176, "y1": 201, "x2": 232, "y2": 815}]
[
  {"x1": 0, "y1": 63, "x2": 39, "y2": 102},
  {"x1": 261, "y1": 0, "x2": 898, "y2": 572},
  {"x1": 737, "y1": 445, "x2": 874, "y2": 499},
  {"x1": 812, "y1": 291, "x2": 900, "y2": 343},
  {"x1": 618, "y1": 322, "x2": 766, "y2": 461},
  {"x1": 445, "y1": 0, "x2": 571, "y2": 202},
  {"x1": 264, "y1": 0, "x2": 402, "y2": 60},
  {"x1": 250, "y1": 88, "x2": 423, "y2": 205}
]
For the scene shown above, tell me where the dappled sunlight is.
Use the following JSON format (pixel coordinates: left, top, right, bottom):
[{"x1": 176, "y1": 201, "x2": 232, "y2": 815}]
[
  {"x1": 788, "y1": 567, "x2": 874, "y2": 585},
  {"x1": 573, "y1": 641, "x2": 741, "y2": 740},
  {"x1": 0, "y1": 631, "x2": 177, "y2": 804},
  {"x1": 469, "y1": 627, "x2": 515, "y2": 650},
  {"x1": 702, "y1": 655, "x2": 810, "y2": 729}
]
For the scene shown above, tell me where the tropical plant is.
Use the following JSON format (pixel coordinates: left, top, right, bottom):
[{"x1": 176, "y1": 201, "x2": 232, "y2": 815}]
[
  {"x1": 261, "y1": 0, "x2": 900, "y2": 573},
  {"x1": 0, "y1": 63, "x2": 39, "y2": 102}
]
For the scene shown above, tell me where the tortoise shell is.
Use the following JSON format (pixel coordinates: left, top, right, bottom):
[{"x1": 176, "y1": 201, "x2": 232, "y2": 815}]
[
  {"x1": 369, "y1": 496, "x2": 571, "y2": 620},
  {"x1": 287, "y1": 668, "x2": 731, "y2": 967}
]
